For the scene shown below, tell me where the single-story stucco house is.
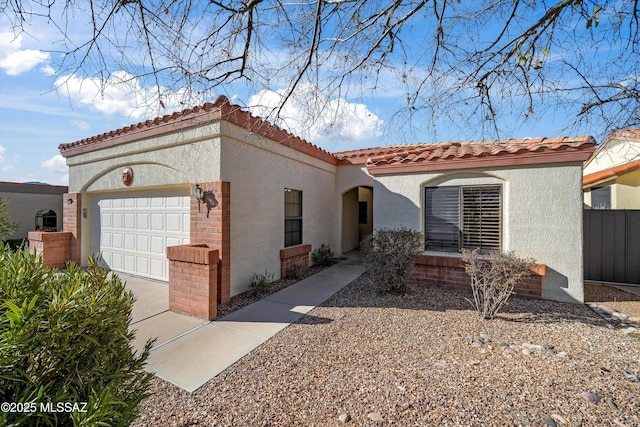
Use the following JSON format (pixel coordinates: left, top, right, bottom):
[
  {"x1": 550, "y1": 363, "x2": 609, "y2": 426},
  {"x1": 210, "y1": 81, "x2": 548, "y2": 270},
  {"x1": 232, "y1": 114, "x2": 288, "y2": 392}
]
[
  {"x1": 583, "y1": 128, "x2": 640, "y2": 209},
  {"x1": 0, "y1": 181, "x2": 68, "y2": 239},
  {"x1": 34, "y1": 97, "x2": 595, "y2": 319}
]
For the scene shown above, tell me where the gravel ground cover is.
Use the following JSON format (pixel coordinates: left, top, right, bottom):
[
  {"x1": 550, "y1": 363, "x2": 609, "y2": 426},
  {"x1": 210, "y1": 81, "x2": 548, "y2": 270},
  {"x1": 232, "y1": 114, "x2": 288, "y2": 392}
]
[
  {"x1": 134, "y1": 275, "x2": 640, "y2": 427},
  {"x1": 584, "y1": 283, "x2": 640, "y2": 319}
]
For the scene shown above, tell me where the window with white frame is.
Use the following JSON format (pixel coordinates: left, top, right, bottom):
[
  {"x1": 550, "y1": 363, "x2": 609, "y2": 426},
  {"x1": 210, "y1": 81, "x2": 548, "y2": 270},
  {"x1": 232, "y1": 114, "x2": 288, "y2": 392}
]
[
  {"x1": 425, "y1": 185, "x2": 501, "y2": 253},
  {"x1": 284, "y1": 188, "x2": 302, "y2": 247}
]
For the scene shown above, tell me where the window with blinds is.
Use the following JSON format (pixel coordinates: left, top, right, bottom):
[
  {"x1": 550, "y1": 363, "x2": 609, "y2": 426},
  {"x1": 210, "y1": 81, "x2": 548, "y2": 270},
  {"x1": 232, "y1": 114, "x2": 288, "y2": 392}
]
[{"x1": 425, "y1": 185, "x2": 501, "y2": 253}]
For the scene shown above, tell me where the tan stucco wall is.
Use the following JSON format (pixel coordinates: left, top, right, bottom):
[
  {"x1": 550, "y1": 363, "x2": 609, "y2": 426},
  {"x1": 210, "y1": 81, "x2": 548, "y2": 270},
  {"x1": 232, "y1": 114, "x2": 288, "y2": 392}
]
[
  {"x1": 373, "y1": 164, "x2": 585, "y2": 303},
  {"x1": 614, "y1": 169, "x2": 640, "y2": 208},
  {"x1": 0, "y1": 191, "x2": 64, "y2": 239},
  {"x1": 218, "y1": 121, "x2": 338, "y2": 296}
]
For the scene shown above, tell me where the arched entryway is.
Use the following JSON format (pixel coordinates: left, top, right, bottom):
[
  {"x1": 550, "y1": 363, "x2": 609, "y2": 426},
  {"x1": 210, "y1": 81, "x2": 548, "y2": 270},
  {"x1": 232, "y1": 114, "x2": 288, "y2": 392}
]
[
  {"x1": 35, "y1": 209, "x2": 57, "y2": 232},
  {"x1": 342, "y1": 186, "x2": 373, "y2": 253}
]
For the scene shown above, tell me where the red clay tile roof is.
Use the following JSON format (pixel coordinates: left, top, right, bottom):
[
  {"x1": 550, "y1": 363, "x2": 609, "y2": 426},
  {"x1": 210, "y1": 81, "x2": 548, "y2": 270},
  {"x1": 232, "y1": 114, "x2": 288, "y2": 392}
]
[
  {"x1": 362, "y1": 136, "x2": 596, "y2": 175},
  {"x1": 583, "y1": 159, "x2": 640, "y2": 187},
  {"x1": 58, "y1": 96, "x2": 337, "y2": 165},
  {"x1": 58, "y1": 97, "x2": 596, "y2": 174},
  {"x1": 334, "y1": 144, "x2": 431, "y2": 165},
  {"x1": 607, "y1": 128, "x2": 640, "y2": 139}
]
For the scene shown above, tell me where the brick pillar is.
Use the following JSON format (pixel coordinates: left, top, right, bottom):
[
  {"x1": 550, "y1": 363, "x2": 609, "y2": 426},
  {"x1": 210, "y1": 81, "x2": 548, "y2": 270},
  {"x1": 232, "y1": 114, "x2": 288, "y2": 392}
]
[
  {"x1": 167, "y1": 244, "x2": 218, "y2": 320},
  {"x1": 62, "y1": 193, "x2": 81, "y2": 265},
  {"x1": 190, "y1": 182, "x2": 231, "y2": 303},
  {"x1": 28, "y1": 231, "x2": 72, "y2": 269}
]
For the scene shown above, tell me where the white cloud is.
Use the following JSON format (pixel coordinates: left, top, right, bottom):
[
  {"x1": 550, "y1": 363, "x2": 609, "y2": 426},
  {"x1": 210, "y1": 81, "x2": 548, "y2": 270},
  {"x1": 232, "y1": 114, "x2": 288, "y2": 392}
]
[
  {"x1": 0, "y1": 145, "x2": 5, "y2": 163},
  {"x1": 41, "y1": 155, "x2": 68, "y2": 174},
  {"x1": 55, "y1": 70, "x2": 197, "y2": 120},
  {"x1": 248, "y1": 84, "x2": 383, "y2": 144},
  {"x1": 0, "y1": 32, "x2": 51, "y2": 75},
  {"x1": 71, "y1": 119, "x2": 90, "y2": 130},
  {"x1": 55, "y1": 71, "x2": 149, "y2": 119}
]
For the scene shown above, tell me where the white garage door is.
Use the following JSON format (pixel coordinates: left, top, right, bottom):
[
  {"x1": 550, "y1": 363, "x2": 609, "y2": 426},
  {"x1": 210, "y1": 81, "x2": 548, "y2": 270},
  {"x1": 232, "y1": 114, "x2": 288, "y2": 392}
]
[{"x1": 90, "y1": 190, "x2": 190, "y2": 281}]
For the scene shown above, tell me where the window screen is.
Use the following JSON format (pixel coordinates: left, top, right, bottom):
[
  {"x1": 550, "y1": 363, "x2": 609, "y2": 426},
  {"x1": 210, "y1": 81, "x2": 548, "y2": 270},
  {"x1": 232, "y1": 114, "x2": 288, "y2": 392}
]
[{"x1": 425, "y1": 185, "x2": 501, "y2": 252}]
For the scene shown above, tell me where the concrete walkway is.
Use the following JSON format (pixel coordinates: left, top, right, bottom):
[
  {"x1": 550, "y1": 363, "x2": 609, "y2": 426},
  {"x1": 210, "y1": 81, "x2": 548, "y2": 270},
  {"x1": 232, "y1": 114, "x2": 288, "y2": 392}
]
[{"x1": 125, "y1": 254, "x2": 366, "y2": 392}]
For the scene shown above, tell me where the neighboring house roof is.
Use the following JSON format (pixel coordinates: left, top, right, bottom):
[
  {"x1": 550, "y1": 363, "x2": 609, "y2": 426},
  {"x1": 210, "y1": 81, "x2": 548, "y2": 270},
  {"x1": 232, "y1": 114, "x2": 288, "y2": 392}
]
[
  {"x1": 58, "y1": 96, "x2": 338, "y2": 165},
  {"x1": 0, "y1": 181, "x2": 68, "y2": 195},
  {"x1": 583, "y1": 159, "x2": 640, "y2": 188},
  {"x1": 583, "y1": 128, "x2": 640, "y2": 173},
  {"x1": 336, "y1": 137, "x2": 596, "y2": 175},
  {"x1": 58, "y1": 99, "x2": 595, "y2": 175}
]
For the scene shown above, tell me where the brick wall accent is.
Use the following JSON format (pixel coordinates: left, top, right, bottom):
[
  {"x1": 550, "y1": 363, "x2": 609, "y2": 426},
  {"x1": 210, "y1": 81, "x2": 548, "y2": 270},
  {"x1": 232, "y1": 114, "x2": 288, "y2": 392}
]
[
  {"x1": 167, "y1": 244, "x2": 219, "y2": 320},
  {"x1": 410, "y1": 254, "x2": 545, "y2": 299},
  {"x1": 62, "y1": 193, "x2": 81, "y2": 265},
  {"x1": 190, "y1": 182, "x2": 231, "y2": 303},
  {"x1": 280, "y1": 244, "x2": 312, "y2": 279},
  {"x1": 28, "y1": 231, "x2": 72, "y2": 269}
]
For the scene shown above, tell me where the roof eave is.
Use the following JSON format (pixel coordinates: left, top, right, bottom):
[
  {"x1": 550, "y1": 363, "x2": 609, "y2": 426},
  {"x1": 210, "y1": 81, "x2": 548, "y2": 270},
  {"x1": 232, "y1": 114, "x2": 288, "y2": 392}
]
[{"x1": 367, "y1": 149, "x2": 595, "y2": 176}]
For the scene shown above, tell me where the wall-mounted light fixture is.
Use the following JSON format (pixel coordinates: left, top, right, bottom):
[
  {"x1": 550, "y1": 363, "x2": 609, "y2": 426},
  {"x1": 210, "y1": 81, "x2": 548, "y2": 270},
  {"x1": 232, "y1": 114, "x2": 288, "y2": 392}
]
[
  {"x1": 65, "y1": 198, "x2": 74, "y2": 204},
  {"x1": 193, "y1": 183, "x2": 219, "y2": 218}
]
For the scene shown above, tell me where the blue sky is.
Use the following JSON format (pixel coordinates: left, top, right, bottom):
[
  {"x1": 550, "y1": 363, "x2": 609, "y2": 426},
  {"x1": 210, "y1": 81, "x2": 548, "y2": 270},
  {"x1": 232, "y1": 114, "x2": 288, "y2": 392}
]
[{"x1": 0, "y1": 4, "x2": 609, "y2": 186}]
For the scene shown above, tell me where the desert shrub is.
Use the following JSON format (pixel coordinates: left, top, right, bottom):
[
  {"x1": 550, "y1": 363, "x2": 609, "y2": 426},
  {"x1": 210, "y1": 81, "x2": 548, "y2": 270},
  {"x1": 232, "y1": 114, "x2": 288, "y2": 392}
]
[
  {"x1": 461, "y1": 248, "x2": 537, "y2": 319},
  {"x1": 249, "y1": 270, "x2": 274, "y2": 296},
  {"x1": 360, "y1": 227, "x2": 423, "y2": 294},
  {"x1": 286, "y1": 263, "x2": 305, "y2": 280},
  {"x1": 0, "y1": 244, "x2": 154, "y2": 427},
  {"x1": 311, "y1": 243, "x2": 335, "y2": 267}
]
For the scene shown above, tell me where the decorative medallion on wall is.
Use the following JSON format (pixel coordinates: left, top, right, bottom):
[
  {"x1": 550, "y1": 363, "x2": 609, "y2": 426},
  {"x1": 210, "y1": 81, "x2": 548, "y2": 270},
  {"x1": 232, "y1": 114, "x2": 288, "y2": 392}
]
[{"x1": 122, "y1": 167, "x2": 134, "y2": 186}]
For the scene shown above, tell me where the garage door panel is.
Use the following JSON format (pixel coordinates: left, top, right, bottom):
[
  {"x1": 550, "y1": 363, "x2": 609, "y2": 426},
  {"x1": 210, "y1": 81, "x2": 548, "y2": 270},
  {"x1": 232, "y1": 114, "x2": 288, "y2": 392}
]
[
  {"x1": 124, "y1": 235, "x2": 135, "y2": 250},
  {"x1": 91, "y1": 191, "x2": 190, "y2": 281},
  {"x1": 166, "y1": 213, "x2": 182, "y2": 232},
  {"x1": 137, "y1": 235, "x2": 149, "y2": 252},
  {"x1": 113, "y1": 233, "x2": 123, "y2": 249},
  {"x1": 151, "y1": 214, "x2": 164, "y2": 230},
  {"x1": 137, "y1": 213, "x2": 149, "y2": 229}
]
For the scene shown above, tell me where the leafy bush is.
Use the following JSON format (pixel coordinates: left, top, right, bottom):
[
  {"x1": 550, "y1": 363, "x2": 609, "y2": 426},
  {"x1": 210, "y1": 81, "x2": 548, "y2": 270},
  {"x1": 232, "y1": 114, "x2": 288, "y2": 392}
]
[
  {"x1": 360, "y1": 227, "x2": 423, "y2": 294},
  {"x1": 311, "y1": 243, "x2": 335, "y2": 267},
  {"x1": 461, "y1": 248, "x2": 536, "y2": 319},
  {"x1": 249, "y1": 270, "x2": 274, "y2": 297},
  {"x1": 0, "y1": 197, "x2": 18, "y2": 239},
  {"x1": 0, "y1": 244, "x2": 154, "y2": 427}
]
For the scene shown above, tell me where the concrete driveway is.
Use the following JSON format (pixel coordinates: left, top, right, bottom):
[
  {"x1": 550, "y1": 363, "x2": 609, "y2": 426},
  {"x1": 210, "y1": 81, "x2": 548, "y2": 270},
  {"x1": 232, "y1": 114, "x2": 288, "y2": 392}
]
[{"x1": 124, "y1": 254, "x2": 366, "y2": 392}]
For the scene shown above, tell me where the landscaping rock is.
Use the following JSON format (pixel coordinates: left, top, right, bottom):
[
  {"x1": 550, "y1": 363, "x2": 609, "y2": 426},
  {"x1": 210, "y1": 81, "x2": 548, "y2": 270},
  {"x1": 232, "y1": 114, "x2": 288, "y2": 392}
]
[{"x1": 367, "y1": 412, "x2": 383, "y2": 422}]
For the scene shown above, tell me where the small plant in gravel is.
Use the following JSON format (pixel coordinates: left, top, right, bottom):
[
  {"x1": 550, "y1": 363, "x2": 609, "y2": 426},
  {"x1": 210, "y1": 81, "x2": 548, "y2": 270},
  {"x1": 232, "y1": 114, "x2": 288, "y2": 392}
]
[
  {"x1": 311, "y1": 243, "x2": 335, "y2": 267},
  {"x1": 249, "y1": 269, "x2": 274, "y2": 296},
  {"x1": 286, "y1": 263, "x2": 305, "y2": 280},
  {"x1": 361, "y1": 227, "x2": 423, "y2": 294},
  {"x1": 461, "y1": 248, "x2": 537, "y2": 319},
  {"x1": 0, "y1": 244, "x2": 154, "y2": 427}
]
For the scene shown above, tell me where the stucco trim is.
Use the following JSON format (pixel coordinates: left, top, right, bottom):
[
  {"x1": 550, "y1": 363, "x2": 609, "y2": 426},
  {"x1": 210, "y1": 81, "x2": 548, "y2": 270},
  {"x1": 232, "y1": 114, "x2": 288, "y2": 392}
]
[{"x1": 80, "y1": 161, "x2": 190, "y2": 192}]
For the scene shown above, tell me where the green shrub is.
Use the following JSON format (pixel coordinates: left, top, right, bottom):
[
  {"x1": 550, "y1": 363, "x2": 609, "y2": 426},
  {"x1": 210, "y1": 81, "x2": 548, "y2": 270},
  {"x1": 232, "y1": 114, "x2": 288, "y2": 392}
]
[
  {"x1": 360, "y1": 227, "x2": 423, "y2": 294},
  {"x1": 0, "y1": 244, "x2": 154, "y2": 427},
  {"x1": 0, "y1": 197, "x2": 18, "y2": 240},
  {"x1": 461, "y1": 248, "x2": 536, "y2": 319},
  {"x1": 249, "y1": 270, "x2": 274, "y2": 297},
  {"x1": 311, "y1": 243, "x2": 335, "y2": 267}
]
